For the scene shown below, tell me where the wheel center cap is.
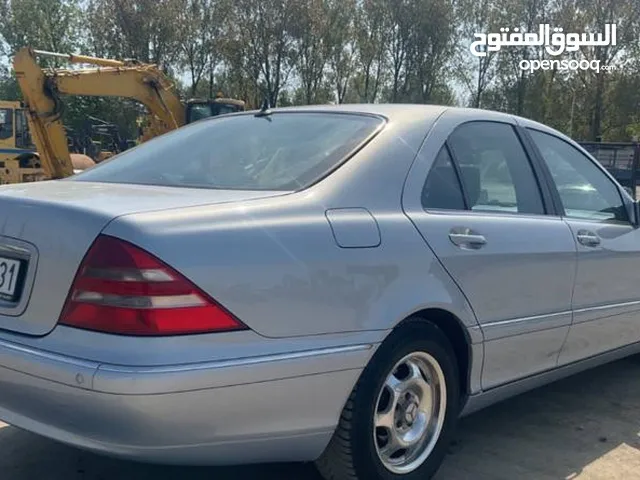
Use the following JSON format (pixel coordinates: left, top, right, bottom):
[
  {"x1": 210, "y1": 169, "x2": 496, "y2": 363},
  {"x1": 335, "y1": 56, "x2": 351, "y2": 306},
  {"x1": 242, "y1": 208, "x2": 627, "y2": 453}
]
[{"x1": 404, "y1": 401, "x2": 418, "y2": 425}]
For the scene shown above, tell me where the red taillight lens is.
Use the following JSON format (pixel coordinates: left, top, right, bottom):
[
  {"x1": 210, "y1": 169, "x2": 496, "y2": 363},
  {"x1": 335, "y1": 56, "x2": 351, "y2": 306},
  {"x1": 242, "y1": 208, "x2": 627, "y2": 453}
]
[{"x1": 59, "y1": 235, "x2": 245, "y2": 336}]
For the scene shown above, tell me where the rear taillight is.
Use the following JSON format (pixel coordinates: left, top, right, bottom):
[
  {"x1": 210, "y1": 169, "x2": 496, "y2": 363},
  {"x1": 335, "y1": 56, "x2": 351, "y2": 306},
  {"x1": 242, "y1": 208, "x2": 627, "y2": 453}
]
[{"x1": 59, "y1": 235, "x2": 245, "y2": 336}]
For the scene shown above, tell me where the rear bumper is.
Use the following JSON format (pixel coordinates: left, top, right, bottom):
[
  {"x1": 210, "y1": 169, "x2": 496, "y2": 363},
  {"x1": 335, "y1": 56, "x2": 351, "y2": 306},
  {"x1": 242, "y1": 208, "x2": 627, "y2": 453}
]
[{"x1": 0, "y1": 336, "x2": 373, "y2": 465}]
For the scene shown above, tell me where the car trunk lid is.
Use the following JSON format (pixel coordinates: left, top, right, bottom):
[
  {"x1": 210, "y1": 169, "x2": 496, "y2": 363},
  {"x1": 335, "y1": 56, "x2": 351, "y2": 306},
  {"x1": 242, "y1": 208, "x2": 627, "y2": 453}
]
[{"x1": 0, "y1": 181, "x2": 285, "y2": 336}]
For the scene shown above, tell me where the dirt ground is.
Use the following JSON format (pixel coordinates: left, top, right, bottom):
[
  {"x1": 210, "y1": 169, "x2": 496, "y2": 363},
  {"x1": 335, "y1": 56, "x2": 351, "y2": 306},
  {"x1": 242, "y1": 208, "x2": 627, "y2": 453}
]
[{"x1": 2, "y1": 357, "x2": 640, "y2": 480}]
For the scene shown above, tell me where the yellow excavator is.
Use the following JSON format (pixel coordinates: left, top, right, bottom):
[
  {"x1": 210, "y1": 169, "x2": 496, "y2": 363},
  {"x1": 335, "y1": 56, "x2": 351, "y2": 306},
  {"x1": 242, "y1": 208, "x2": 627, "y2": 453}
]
[
  {"x1": 6, "y1": 47, "x2": 245, "y2": 183},
  {"x1": 0, "y1": 99, "x2": 43, "y2": 183}
]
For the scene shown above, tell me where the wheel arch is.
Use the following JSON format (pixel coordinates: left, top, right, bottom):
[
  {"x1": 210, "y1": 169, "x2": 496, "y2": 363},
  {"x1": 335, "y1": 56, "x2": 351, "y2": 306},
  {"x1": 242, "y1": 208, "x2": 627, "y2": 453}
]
[
  {"x1": 393, "y1": 308, "x2": 474, "y2": 406},
  {"x1": 317, "y1": 307, "x2": 472, "y2": 479}
]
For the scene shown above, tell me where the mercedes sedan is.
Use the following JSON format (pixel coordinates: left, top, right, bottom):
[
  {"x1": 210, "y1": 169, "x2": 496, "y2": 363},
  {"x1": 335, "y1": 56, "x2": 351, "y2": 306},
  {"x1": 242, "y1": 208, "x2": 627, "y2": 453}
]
[{"x1": 0, "y1": 105, "x2": 639, "y2": 480}]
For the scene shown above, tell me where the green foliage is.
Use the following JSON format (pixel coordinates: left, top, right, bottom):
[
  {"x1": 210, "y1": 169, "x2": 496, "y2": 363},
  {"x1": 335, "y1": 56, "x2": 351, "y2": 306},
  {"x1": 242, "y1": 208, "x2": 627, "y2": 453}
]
[
  {"x1": 85, "y1": 0, "x2": 181, "y2": 69},
  {"x1": 0, "y1": 0, "x2": 639, "y2": 142},
  {"x1": 62, "y1": 97, "x2": 140, "y2": 140},
  {"x1": 0, "y1": 64, "x2": 20, "y2": 100},
  {"x1": 0, "y1": 0, "x2": 82, "y2": 63}
]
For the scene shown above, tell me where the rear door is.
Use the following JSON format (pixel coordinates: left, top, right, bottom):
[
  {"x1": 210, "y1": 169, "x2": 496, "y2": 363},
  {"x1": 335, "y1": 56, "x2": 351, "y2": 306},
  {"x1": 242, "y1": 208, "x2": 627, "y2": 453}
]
[
  {"x1": 403, "y1": 115, "x2": 577, "y2": 389},
  {"x1": 527, "y1": 128, "x2": 640, "y2": 364}
]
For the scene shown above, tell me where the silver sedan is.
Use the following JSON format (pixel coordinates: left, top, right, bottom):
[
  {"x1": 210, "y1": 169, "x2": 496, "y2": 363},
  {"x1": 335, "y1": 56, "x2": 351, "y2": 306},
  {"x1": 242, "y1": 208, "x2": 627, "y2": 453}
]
[{"x1": 0, "y1": 105, "x2": 638, "y2": 480}]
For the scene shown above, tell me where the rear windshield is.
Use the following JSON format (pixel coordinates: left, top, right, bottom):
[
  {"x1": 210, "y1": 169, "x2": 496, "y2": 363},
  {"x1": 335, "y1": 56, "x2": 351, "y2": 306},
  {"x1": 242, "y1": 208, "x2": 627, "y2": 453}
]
[{"x1": 72, "y1": 112, "x2": 383, "y2": 191}]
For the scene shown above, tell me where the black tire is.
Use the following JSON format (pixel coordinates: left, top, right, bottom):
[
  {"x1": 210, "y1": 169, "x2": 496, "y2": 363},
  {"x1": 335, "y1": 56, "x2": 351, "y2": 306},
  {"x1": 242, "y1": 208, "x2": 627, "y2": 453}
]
[{"x1": 315, "y1": 319, "x2": 460, "y2": 480}]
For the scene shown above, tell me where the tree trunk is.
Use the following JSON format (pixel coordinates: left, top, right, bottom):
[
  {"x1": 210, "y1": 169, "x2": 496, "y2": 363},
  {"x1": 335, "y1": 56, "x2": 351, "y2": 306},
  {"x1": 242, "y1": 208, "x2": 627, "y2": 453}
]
[
  {"x1": 209, "y1": 63, "x2": 214, "y2": 99},
  {"x1": 590, "y1": 73, "x2": 605, "y2": 141},
  {"x1": 517, "y1": 68, "x2": 526, "y2": 116},
  {"x1": 474, "y1": 58, "x2": 482, "y2": 109}
]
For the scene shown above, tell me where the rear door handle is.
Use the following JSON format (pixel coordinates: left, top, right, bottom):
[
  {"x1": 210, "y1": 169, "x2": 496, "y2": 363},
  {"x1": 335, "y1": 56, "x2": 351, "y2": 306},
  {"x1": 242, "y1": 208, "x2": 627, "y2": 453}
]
[
  {"x1": 576, "y1": 230, "x2": 601, "y2": 247},
  {"x1": 449, "y1": 228, "x2": 487, "y2": 249}
]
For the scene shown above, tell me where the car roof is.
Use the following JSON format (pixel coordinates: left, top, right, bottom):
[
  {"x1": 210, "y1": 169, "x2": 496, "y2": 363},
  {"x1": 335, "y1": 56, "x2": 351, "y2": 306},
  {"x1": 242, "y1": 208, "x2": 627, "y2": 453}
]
[
  {"x1": 260, "y1": 103, "x2": 449, "y2": 120},
  {"x1": 225, "y1": 103, "x2": 567, "y2": 146},
  {"x1": 259, "y1": 103, "x2": 542, "y2": 127}
]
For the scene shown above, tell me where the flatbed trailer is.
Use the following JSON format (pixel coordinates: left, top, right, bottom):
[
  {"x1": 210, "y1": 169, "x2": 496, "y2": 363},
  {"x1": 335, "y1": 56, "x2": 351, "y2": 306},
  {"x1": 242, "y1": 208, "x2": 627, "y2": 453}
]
[{"x1": 580, "y1": 142, "x2": 640, "y2": 199}]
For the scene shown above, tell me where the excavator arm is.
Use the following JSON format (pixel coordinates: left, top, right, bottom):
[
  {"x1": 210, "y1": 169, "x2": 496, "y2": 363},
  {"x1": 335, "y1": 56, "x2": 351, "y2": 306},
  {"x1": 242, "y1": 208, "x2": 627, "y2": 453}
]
[
  {"x1": 14, "y1": 49, "x2": 73, "y2": 178},
  {"x1": 13, "y1": 47, "x2": 185, "y2": 179}
]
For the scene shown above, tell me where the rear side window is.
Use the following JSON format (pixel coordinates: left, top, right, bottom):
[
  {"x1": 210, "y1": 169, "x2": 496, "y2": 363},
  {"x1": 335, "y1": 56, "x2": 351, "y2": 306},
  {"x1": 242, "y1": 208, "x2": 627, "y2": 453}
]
[
  {"x1": 73, "y1": 113, "x2": 383, "y2": 191},
  {"x1": 448, "y1": 122, "x2": 545, "y2": 215},
  {"x1": 422, "y1": 146, "x2": 466, "y2": 210}
]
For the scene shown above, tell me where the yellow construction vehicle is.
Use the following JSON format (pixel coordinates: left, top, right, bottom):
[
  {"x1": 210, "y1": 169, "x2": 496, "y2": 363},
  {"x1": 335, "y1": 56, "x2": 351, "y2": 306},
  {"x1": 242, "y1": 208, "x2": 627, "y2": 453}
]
[
  {"x1": 0, "y1": 100, "x2": 44, "y2": 184},
  {"x1": 11, "y1": 47, "x2": 246, "y2": 181},
  {"x1": 0, "y1": 98, "x2": 102, "y2": 184}
]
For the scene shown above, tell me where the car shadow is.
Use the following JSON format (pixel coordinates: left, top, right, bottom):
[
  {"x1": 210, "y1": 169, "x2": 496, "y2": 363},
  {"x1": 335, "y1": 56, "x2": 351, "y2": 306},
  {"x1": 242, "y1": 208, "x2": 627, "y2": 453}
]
[
  {"x1": 436, "y1": 356, "x2": 640, "y2": 479},
  {"x1": 1, "y1": 357, "x2": 640, "y2": 479}
]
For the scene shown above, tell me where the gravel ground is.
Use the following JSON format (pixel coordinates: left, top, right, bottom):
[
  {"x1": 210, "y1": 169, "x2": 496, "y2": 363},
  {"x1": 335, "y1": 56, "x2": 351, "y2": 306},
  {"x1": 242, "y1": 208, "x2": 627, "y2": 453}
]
[{"x1": 2, "y1": 356, "x2": 640, "y2": 479}]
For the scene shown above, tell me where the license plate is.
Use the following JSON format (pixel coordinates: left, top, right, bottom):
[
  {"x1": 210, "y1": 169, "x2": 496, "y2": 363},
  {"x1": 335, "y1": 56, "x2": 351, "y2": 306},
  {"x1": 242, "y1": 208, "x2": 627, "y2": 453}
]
[{"x1": 0, "y1": 257, "x2": 21, "y2": 301}]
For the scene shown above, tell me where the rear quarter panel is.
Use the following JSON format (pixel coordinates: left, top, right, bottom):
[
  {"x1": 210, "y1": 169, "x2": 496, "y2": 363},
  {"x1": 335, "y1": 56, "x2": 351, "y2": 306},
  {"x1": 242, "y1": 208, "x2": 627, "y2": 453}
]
[{"x1": 103, "y1": 114, "x2": 481, "y2": 343}]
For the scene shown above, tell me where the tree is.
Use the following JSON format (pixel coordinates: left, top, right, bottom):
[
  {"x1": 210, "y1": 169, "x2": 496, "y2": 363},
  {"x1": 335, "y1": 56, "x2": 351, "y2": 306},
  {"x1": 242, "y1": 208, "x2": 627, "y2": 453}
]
[
  {"x1": 228, "y1": 0, "x2": 298, "y2": 107},
  {"x1": 176, "y1": 0, "x2": 214, "y2": 95},
  {"x1": 290, "y1": 0, "x2": 330, "y2": 104},
  {"x1": 85, "y1": 0, "x2": 181, "y2": 70},
  {"x1": 405, "y1": 0, "x2": 457, "y2": 103},
  {"x1": 456, "y1": 0, "x2": 500, "y2": 108},
  {"x1": 385, "y1": 0, "x2": 412, "y2": 102},
  {"x1": 485, "y1": 0, "x2": 553, "y2": 116},
  {"x1": 0, "y1": 0, "x2": 82, "y2": 62},
  {"x1": 0, "y1": 64, "x2": 19, "y2": 101},
  {"x1": 325, "y1": 0, "x2": 357, "y2": 103},
  {"x1": 353, "y1": 0, "x2": 388, "y2": 103},
  {"x1": 574, "y1": 0, "x2": 640, "y2": 140},
  {"x1": 1, "y1": 0, "x2": 640, "y2": 145}
]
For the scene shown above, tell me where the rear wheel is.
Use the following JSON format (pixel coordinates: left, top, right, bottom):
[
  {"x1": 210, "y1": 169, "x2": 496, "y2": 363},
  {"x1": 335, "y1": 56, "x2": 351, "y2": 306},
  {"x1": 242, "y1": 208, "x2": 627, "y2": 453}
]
[{"x1": 316, "y1": 320, "x2": 460, "y2": 480}]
